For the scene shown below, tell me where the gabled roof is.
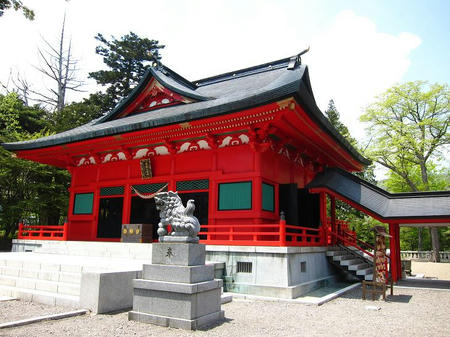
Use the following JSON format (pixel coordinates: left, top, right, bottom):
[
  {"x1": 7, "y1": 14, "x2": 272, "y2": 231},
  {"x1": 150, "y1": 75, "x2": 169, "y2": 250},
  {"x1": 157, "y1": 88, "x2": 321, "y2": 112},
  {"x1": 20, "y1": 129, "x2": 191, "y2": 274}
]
[
  {"x1": 308, "y1": 168, "x2": 450, "y2": 221},
  {"x1": 1, "y1": 54, "x2": 370, "y2": 166}
]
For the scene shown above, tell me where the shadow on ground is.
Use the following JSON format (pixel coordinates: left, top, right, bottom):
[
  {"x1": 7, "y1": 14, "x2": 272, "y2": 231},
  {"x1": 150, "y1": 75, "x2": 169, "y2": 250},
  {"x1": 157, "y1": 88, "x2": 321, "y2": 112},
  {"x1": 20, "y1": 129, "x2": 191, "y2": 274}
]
[
  {"x1": 197, "y1": 317, "x2": 233, "y2": 331},
  {"x1": 336, "y1": 285, "x2": 413, "y2": 303},
  {"x1": 397, "y1": 278, "x2": 450, "y2": 290},
  {"x1": 385, "y1": 294, "x2": 412, "y2": 303}
]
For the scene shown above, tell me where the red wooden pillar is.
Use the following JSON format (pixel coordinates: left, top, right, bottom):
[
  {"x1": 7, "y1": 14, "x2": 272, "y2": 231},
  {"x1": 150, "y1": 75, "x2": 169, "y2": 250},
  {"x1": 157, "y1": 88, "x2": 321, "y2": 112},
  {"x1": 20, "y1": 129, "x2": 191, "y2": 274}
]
[
  {"x1": 279, "y1": 213, "x2": 287, "y2": 246},
  {"x1": 330, "y1": 195, "x2": 336, "y2": 245},
  {"x1": 66, "y1": 167, "x2": 75, "y2": 241},
  {"x1": 319, "y1": 192, "x2": 327, "y2": 245},
  {"x1": 395, "y1": 224, "x2": 402, "y2": 280},
  {"x1": 389, "y1": 223, "x2": 402, "y2": 282},
  {"x1": 122, "y1": 183, "x2": 131, "y2": 225},
  {"x1": 253, "y1": 148, "x2": 262, "y2": 213}
]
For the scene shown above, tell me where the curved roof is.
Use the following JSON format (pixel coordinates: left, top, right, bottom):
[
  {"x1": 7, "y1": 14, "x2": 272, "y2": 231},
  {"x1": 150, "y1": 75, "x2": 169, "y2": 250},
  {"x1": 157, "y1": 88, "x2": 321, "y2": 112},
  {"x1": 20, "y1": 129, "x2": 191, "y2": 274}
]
[
  {"x1": 1, "y1": 55, "x2": 369, "y2": 166},
  {"x1": 308, "y1": 168, "x2": 450, "y2": 221}
]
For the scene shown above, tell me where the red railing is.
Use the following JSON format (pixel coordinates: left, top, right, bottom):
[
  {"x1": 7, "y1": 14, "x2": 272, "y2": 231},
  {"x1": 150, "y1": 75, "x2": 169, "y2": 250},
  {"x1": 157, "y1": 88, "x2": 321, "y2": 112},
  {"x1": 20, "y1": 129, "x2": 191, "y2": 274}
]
[
  {"x1": 326, "y1": 218, "x2": 356, "y2": 245},
  {"x1": 328, "y1": 228, "x2": 390, "y2": 282},
  {"x1": 198, "y1": 218, "x2": 325, "y2": 246},
  {"x1": 328, "y1": 229, "x2": 375, "y2": 258},
  {"x1": 18, "y1": 222, "x2": 68, "y2": 241}
]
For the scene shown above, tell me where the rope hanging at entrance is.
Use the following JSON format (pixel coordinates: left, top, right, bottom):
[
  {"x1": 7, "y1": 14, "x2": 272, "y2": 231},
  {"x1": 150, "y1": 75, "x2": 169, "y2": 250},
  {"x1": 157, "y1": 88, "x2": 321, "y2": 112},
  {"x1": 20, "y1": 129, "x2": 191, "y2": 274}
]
[{"x1": 131, "y1": 183, "x2": 168, "y2": 199}]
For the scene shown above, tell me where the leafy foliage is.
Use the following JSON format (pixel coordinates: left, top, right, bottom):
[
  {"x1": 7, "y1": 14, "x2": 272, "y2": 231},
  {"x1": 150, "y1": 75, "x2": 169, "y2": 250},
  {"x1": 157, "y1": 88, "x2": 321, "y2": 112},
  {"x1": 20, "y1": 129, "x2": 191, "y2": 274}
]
[
  {"x1": 325, "y1": 99, "x2": 379, "y2": 243},
  {"x1": 0, "y1": 93, "x2": 69, "y2": 239},
  {"x1": 325, "y1": 99, "x2": 356, "y2": 146},
  {"x1": 0, "y1": 0, "x2": 34, "y2": 20},
  {"x1": 361, "y1": 81, "x2": 450, "y2": 260},
  {"x1": 89, "y1": 32, "x2": 165, "y2": 112},
  {"x1": 361, "y1": 81, "x2": 449, "y2": 192},
  {"x1": 52, "y1": 96, "x2": 105, "y2": 133}
]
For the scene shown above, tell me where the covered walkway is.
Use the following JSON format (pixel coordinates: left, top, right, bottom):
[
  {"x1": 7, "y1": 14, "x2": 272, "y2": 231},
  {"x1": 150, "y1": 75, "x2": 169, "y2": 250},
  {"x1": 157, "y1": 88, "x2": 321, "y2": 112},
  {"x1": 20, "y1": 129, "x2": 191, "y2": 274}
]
[{"x1": 308, "y1": 168, "x2": 450, "y2": 281}]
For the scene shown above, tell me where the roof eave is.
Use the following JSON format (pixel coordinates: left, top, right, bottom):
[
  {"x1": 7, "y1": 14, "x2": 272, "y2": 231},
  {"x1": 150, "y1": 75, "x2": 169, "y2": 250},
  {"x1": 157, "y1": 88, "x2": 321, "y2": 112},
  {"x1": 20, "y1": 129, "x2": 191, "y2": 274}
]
[{"x1": 293, "y1": 69, "x2": 370, "y2": 167}]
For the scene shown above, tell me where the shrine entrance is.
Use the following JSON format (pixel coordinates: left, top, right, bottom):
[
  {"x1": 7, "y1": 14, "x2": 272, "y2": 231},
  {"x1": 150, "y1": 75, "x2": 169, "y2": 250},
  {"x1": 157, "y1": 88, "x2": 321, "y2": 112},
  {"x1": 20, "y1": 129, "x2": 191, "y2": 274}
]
[
  {"x1": 97, "y1": 197, "x2": 124, "y2": 239},
  {"x1": 178, "y1": 191, "x2": 209, "y2": 226},
  {"x1": 129, "y1": 197, "x2": 160, "y2": 240}
]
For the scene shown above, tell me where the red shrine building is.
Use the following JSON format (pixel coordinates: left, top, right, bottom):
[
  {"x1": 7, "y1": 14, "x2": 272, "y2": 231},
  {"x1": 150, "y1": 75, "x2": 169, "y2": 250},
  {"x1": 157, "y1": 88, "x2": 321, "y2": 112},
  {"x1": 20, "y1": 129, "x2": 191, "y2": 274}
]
[{"x1": 3, "y1": 54, "x2": 450, "y2": 297}]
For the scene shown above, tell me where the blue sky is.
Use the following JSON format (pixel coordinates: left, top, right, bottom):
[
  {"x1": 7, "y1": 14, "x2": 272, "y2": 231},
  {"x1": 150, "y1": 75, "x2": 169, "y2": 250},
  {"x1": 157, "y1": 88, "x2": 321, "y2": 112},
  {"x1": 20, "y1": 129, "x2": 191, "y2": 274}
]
[
  {"x1": 0, "y1": 0, "x2": 448, "y2": 143},
  {"x1": 324, "y1": 0, "x2": 449, "y2": 83}
]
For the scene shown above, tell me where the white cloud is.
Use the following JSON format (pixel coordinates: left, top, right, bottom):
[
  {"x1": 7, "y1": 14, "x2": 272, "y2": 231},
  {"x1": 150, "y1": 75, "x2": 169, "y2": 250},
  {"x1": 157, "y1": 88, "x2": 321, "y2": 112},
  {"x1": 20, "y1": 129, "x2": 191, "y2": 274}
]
[
  {"x1": 306, "y1": 10, "x2": 421, "y2": 141},
  {"x1": 0, "y1": 4, "x2": 420, "y2": 145}
]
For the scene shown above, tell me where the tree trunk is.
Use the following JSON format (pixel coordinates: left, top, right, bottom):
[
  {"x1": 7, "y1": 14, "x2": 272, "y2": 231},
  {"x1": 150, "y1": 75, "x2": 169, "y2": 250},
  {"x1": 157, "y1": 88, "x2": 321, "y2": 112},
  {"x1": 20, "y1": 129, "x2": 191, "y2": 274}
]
[
  {"x1": 429, "y1": 227, "x2": 441, "y2": 263},
  {"x1": 418, "y1": 227, "x2": 423, "y2": 251},
  {"x1": 419, "y1": 162, "x2": 429, "y2": 191}
]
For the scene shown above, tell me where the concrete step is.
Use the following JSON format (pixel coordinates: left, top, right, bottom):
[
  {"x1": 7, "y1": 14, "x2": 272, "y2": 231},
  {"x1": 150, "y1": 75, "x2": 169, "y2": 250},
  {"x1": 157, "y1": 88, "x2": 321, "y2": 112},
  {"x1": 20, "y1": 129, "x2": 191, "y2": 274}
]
[
  {"x1": 0, "y1": 266, "x2": 81, "y2": 284},
  {"x1": 0, "y1": 284, "x2": 79, "y2": 307},
  {"x1": 340, "y1": 258, "x2": 361, "y2": 266},
  {"x1": 326, "y1": 250, "x2": 345, "y2": 257},
  {"x1": 356, "y1": 267, "x2": 373, "y2": 276},
  {"x1": 332, "y1": 254, "x2": 354, "y2": 262},
  {"x1": 348, "y1": 263, "x2": 370, "y2": 271},
  {"x1": 32, "y1": 241, "x2": 153, "y2": 259},
  {"x1": 0, "y1": 274, "x2": 80, "y2": 296}
]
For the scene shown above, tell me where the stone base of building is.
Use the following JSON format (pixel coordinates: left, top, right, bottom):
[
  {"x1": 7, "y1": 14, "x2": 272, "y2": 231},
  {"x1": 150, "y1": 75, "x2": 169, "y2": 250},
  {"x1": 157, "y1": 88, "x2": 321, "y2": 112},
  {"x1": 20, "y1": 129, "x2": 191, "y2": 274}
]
[
  {"x1": 206, "y1": 245, "x2": 337, "y2": 299},
  {"x1": 11, "y1": 240, "x2": 340, "y2": 300}
]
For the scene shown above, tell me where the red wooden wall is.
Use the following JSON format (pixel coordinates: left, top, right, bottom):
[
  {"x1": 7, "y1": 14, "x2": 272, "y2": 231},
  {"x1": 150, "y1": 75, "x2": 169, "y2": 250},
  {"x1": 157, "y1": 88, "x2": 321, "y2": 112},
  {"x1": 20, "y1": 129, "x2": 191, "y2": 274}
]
[{"x1": 67, "y1": 142, "x2": 318, "y2": 241}]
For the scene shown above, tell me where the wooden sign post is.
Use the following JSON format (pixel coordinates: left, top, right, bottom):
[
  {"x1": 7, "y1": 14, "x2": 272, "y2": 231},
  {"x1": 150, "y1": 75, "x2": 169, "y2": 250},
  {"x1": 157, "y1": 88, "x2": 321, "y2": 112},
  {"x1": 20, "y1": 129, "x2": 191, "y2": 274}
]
[{"x1": 362, "y1": 226, "x2": 394, "y2": 300}]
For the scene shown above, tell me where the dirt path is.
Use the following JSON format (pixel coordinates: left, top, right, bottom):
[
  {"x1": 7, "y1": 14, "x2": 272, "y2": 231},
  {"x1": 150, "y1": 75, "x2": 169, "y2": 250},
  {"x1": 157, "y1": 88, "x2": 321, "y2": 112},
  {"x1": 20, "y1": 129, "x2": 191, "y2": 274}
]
[{"x1": 411, "y1": 261, "x2": 450, "y2": 280}]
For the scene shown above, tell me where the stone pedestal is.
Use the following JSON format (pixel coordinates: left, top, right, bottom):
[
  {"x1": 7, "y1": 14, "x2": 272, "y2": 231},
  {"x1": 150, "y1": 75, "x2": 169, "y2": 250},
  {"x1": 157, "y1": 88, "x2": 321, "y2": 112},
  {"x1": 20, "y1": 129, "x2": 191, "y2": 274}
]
[{"x1": 129, "y1": 243, "x2": 224, "y2": 330}]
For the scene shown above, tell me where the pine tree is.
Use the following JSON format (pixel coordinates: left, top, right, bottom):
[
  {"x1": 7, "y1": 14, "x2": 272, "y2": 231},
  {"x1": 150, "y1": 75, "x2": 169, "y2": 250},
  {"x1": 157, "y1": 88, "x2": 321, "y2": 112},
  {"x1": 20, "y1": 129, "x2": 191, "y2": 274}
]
[{"x1": 89, "y1": 32, "x2": 164, "y2": 112}]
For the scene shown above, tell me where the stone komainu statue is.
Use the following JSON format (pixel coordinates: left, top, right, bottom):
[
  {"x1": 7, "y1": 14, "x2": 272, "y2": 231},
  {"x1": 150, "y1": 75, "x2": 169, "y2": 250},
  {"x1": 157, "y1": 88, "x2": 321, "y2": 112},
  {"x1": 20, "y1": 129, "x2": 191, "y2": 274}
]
[
  {"x1": 131, "y1": 186, "x2": 201, "y2": 241},
  {"x1": 154, "y1": 191, "x2": 200, "y2": 240}
]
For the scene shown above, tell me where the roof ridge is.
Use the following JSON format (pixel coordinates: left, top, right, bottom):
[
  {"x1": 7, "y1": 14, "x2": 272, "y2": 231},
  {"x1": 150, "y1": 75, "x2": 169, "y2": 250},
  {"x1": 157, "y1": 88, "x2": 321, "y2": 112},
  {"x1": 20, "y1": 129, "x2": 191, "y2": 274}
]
[
  {"x1": 330, "y1": 168, "x2": 450, "y2": 198},
  {"x1": 194, "y1": 56, "x2": 293, "y2": 87}
]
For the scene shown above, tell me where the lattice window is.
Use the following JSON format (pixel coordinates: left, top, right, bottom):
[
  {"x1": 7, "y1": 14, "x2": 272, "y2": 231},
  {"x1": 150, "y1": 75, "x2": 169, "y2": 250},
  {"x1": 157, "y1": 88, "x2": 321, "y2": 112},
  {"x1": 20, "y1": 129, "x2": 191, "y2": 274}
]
[
  {"x1": 176, "y1": 179, "x2": 209, "y2": 191},
  {"x1": 262, "y1": 182, "x2": 274, "y2": 212},
  {"x1": 132, "y1": 183, "x2": 168, "y2": 194},
  {"x1": 73, "y1": 193, "x2": 94, "y2": 214},
  {"x1": 100, "y1": 186, "x2": 124, "y2": 196},
  {"x1": 218, "y1": 181, "x2": 252, "y2": 210},
  {"x1": 237, "y1": 262, "x2": 252, "y2": 273}
]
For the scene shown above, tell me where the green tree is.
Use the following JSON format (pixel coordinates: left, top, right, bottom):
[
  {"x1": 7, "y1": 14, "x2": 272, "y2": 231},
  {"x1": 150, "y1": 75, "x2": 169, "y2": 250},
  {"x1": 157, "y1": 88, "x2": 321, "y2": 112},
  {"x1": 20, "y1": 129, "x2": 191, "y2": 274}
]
[
  {"x1": 52, "y1": 96, "x2": 105, "y2": 132},
  {"x1": 325, "y1": 99, "x2": 379, "y2": 244},
  {"x1": 382, "y1": 162, "x2": 450, "y2": 251},
  {"x1": 325, "y1": 99, "x2": 356, "y2": 146},
  {"x1": 89, "y1": 32, "x2": 164, "y2": 112},
  {"x1": 361, "y1": 81, "x2": 450, "y2": 262},
  {"x1": 0, "y1": 93, "x2": 69, "y2": 240},
  {"x1": 0, "y1": 0, "x2": 34, "y2": 20}
]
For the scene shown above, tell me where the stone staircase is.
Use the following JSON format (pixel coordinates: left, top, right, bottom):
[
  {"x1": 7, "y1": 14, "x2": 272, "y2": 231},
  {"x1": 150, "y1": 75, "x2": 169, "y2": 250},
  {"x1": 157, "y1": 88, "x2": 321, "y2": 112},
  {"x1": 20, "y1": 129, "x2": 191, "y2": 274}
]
[
  {"x1": 0, "y1": 253, "x2": 83, "y2": 307},
  {"x1": 1, "y1": 240, "x2": 226, "y2": 311},
  {"x1": 0, "y1": 241, "x2": 154, "y2": 308},
  {"x1": 326, "y1": 246, "x2": 374, "y2": 281}
]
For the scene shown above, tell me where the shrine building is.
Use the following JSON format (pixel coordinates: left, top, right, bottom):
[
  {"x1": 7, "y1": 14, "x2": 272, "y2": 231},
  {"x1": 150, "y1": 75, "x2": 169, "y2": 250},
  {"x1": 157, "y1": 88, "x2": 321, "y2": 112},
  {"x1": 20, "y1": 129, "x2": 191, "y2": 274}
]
[{"x1": 3, "y1": 53, "x2": 450, "y2": 298}]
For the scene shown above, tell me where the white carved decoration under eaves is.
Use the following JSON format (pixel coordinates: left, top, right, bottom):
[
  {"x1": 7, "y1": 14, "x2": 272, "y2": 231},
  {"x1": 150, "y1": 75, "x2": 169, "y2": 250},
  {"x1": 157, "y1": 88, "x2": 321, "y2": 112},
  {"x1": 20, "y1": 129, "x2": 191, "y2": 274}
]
[
  {"x1": 218, "y1": 134, "x2": 250, "y2": 148},
  {"x1": 102, "y1": 152, "x2": 128, "y2": 163},
  {"x1": 133, "y1": 146, "x2": 170, "y2": 159},
  {"x1": 76, "y1": 156, "x2": 96, "y2": 166},
  {"x1": 177, "y1": 140, "x2": 211, "y2": 153}
]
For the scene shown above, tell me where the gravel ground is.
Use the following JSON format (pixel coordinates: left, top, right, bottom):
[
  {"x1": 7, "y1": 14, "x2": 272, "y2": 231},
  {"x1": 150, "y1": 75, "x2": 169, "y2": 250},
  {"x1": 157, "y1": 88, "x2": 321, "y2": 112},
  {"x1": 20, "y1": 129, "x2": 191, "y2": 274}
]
[
  {"x1": 412, "y1": 261, "x2": 450, "y2": 280},
  {"x1": 1, "y1": 286, "x2": 449, "y2": 337},
  {"x1": 0, "y1": 300, "x2": 68, "y2": 324}
]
